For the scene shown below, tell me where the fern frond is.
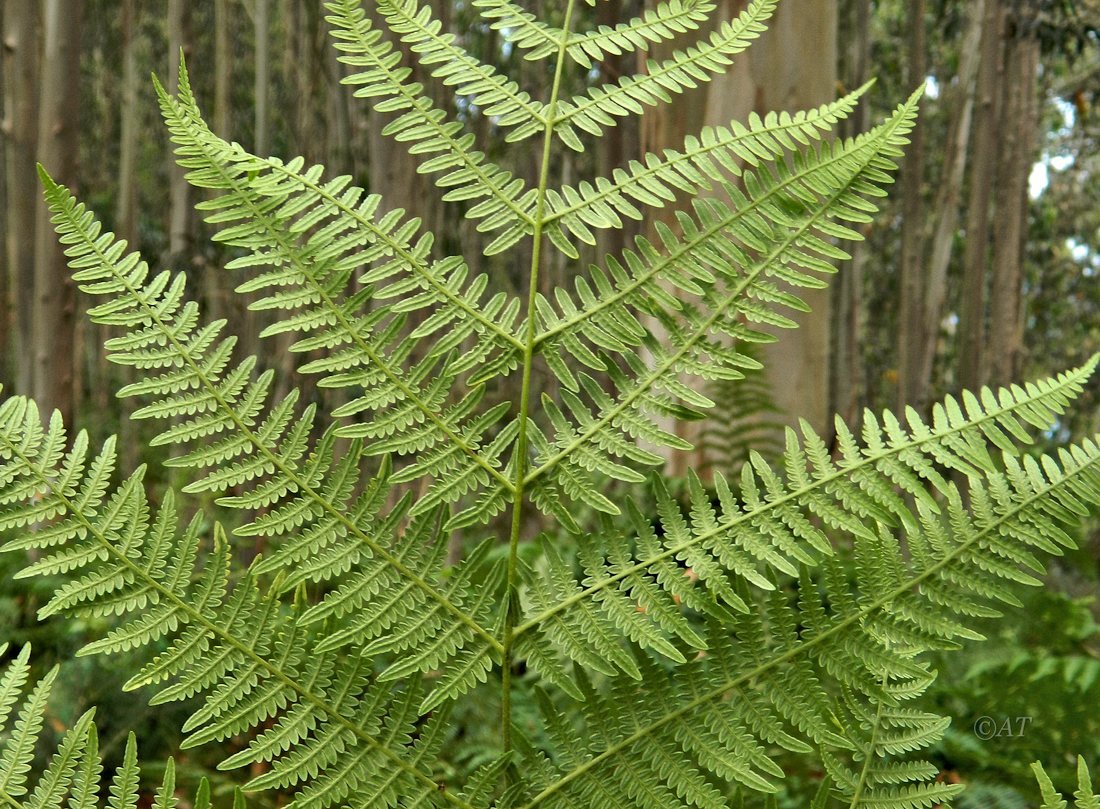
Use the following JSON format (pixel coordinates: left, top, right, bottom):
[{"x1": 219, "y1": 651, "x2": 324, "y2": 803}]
[
  {"x1": 377, "y1": 0, "x2": 549, "y2": 133},
  {"x1": 697, "y1": 348, "x2": 785, "y2": 475},
  {"x1": 0, "y1": 403, "x2": 484, "y2": 808},
  {"x1": 474, "y1": 0, "x2": 716, "y2": 69},
  {"x1": 514, "y1": 433, "x2": 1100, "y2": 807},
  {"x1": 0, "y1": 647, "x2": 212, "y2": 809},
  {"x1": 541, "y1": 86, "x2": 868, "y2": 255},
  {"x1": 39, "y1": 171, "x2": 504, "y2": 705},
  {"x1": 325, "y1": 0, "x2": 538, "y2": 253},
  {"x1": 1033, "y1": 758, "x2": 1100, "y2": 809},
  {"x1": 526, "y1": 90, "x2": 920, "y2": 516},
  {"x1": 514, "y1": 360, "x2": 1096, "y2": 682},
  {"x1": 551, "y1": 0, "x2": 778, "y2": 144},
  {"x1": 155, "y1": 63, "x2": 520, "y2": 528},
  {"x1": 823, "y1": 684, "x2": 963, "y2": 807}
]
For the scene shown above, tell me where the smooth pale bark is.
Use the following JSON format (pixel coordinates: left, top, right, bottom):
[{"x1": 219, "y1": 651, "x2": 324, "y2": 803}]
[
  {"x1": 2, "y1": 0, "x2": 38, "y2": 395},
  {"x1": 988, "y1": 18, "x2": 1040, "y2": 386},
  {"x1": 919, "y1": 0, "x2": 986, "y2": 405},
  {"x1": 958, "y1": 0, "x2": 1004, "y2": 391},
  {"x1": 705, "y1": 0, "x2": 838, "y2": 440},
  {"x1": 32, "y1": 0, "x2": 83, "y2": 427},
  {"x1": 897, "y1": 0, "x2": 927, "y2": 411}
]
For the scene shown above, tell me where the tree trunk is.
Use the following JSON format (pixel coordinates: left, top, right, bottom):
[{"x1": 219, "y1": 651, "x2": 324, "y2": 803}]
[
  {"x1": 896, "y1": 0, "x2": 927, "y2": 410},
  {"x1": 2, "y1": 0, "x2": 39, "y2": 396},
  {"x1": 919, "y1": 0, "x2": 986, "y2": 404},
  {"x1": 987, "y1": 10, "x2": 1040, "y2": 387},
  {"x1": 166, "y1": 0, "x2": 191, "y2": 260},
  {"x1": 708, "y1": 0, "x2": 838, "y2": 441},
  {"x1": 832, "y1": 0, "x2": 872, "y2": 428},
  {"x1": 643, "y1": 0, "x2": 837, "y2": 477},
  {"x1": 32, "y1": 0, "x2": 83, "y2": 426},
  {"x1": 958, "y1": 0, "x2": 1004, "y2": 391},
  {"x1": 115, "y1": 0, "x2": 138, "y2": 248},
  {"x1": 254, "y1": 0, "x2": 270, "y2": 157}
]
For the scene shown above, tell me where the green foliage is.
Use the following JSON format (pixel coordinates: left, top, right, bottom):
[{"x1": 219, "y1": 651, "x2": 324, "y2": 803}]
[
  {"x1": 1033, "y1": 758, "x2": 1100, "y2": 809},
  {"x1": 3, "y1": 1, "x2": 1099, "y2": 807},
  {"x1": 0, "y1": 645, "x2": 231, "y2": 809}
]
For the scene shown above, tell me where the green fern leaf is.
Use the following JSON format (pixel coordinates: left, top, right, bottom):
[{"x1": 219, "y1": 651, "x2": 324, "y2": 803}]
[
  {"x1": 526, "y1": 89, "x2": 921, "y2": 515},
  {"x1": 0, "y1": 648, "x2": 215, "y2": 809},
  {"x1": 325, "y1": 0, "x2": 538, "y2": 253},
  {"x1": 542, "y1": 84, "x2": 870, "y2": 254},
  {"x1": 0, "y1": 400, "x2": 485, "y2": 808},
  {"x1": 514, "y1": 361, "x2": 1096, "y2": 684},
  {"x1": 552, "y1": 0, "x2": 778, "y2": 143},
  {"x1": 475, "y1": 0, "x2": 716, "y2": 69},
  {"x1": 513, "y1": 432, "x2": 1100, "y2": 807},
  {"x1": 1033, "y1": 758, "x2": 1100, "y2": 809}
]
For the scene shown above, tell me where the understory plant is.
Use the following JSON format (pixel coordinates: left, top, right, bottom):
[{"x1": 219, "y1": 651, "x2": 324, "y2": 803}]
[{"x1": 2, "y1": 0, "x2": 1099, "y2": 806}]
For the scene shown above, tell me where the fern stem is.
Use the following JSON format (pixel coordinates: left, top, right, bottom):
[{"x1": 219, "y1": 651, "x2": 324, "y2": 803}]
[
  {"x1": 500, "y1": 0, "x2": 578, "y2": 759},
  {"x1": 0, "y1": 438, "x2": 476, "y2": 809},
  {"x1": 518, "y1": 451, "x2": 1100, "y2": 808},
  {"x1": 511, "y1": 356, "x2": 1087, "y2": 637},
  {"x1": 848, "y1": 676, "x2": 887, "y2": 808}
]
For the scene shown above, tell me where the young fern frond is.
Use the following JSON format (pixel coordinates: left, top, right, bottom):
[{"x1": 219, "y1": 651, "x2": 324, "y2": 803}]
[
  {"x1": 474, "y1": 0, "x2": 715, "y2": 68},
  {"x1": 0, "y1": 646, "x2": 232, "y2": 809},
  {"x1": 1033, "y1": 759, "x2": 1100, "y2": 809}
]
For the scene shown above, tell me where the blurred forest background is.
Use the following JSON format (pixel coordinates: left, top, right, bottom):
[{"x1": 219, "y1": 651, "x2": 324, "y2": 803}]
[{"x1": 3, "y1": 0, "x2": 1100, "y2": 806}]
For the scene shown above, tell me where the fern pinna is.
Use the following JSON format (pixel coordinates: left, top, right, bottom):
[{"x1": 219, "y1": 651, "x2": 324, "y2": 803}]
[{"x1": 2, "y1": 0, "x2": 1099, "y2": 807}]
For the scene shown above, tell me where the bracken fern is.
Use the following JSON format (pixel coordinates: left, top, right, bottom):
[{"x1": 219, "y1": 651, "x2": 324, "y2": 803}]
[{"x1": 2, "y1": 1, "x2": 1099, "y2": 807}]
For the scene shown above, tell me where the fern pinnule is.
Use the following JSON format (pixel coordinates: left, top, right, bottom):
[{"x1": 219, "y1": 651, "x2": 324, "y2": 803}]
[
  {"x1": 473, "y1": 0, "x2": 716, "y2": 68},
  {"x1": 540, "y1": 84, "x2": 870, "y2": 256},
  {"x1": 1034, "y1": 758, "x2": 1100, "y2": 809},
  {"x1": 549, "y1": 0, "x2": 778, "y2": 146}
]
